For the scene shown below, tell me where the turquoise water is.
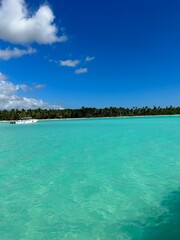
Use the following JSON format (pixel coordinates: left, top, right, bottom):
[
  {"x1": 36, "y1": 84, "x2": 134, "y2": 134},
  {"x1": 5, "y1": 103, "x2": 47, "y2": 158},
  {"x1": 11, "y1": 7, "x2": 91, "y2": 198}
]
[{"x1": 0, "y1": 116, "x2": 180, "y2": 240}]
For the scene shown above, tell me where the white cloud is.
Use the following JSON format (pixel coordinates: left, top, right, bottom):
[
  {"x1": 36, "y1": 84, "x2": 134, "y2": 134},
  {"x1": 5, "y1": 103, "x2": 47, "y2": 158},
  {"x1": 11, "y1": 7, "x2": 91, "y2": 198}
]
[
  {"x1": 48, "y1": 59, "x2": 59, "y2": 64},
  {"x1": 0, "y1": 0, "x2": 67, "y2": 44},
  {"x1": 34, "y1": 84, "x2": 46, "y2": 89},
  {"x1": 0, "y1": 72, "x2": 7, "y2": 81},
  {"x1": 60, "y1": 59, "x2": 80, "y2": 67},
  {"x1": 58, "y1": 35, "x2": 68, "y2": 43},
  {"x1": 75, "y1": 68, "x2": 88, "y2": 74},
  {"x1": 19, "y1": 84, "x2": 32, "y2": 92},
  {"x1": 0, "y1": 47, "x2": 36, "y2": 60},
  {"x1": 19, "y1": 83, "x2": 46, "y2": 92},
  {"x1": 85, "y1": 56, "x2": 95, "y2": 62},
  {"x1": 0, "y1": 74, "x2": 62, "y2": 109}
]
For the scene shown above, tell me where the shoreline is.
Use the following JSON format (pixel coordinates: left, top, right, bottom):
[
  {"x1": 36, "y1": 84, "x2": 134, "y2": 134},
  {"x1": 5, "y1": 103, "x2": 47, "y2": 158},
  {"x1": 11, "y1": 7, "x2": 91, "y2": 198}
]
[
  {"x1": 1, "y1": 114, "x2": 180, "y2": 123},
  {"x1": 39, "y1": 114, "x2": 180, "y2": 121}
]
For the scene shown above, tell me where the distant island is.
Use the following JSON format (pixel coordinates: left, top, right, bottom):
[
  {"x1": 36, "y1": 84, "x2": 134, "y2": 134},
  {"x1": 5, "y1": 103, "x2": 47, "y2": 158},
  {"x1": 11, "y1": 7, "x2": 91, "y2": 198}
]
[{"x1": 0, "y1": 106, "x2": 180, "y2": 120}]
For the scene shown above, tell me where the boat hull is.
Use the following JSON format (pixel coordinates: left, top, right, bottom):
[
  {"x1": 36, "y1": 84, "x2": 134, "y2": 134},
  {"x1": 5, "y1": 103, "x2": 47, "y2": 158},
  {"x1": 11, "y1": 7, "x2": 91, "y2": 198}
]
[{"x1": 10, "y1": 119, "x2": 38, "y2": 124}]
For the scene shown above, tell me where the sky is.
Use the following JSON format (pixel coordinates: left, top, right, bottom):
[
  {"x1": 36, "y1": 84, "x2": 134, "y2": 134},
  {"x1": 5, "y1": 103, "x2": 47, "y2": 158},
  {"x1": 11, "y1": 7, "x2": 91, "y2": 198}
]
[{"x1": 0, "y1": 0, "x2": 180, "y2": 109}]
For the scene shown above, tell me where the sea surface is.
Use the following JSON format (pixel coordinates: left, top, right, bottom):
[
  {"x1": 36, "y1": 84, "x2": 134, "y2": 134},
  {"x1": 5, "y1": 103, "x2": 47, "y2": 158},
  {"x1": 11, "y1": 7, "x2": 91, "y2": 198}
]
[{"x1": 0, "y1": 116, "x2": 180, "y2": 240}]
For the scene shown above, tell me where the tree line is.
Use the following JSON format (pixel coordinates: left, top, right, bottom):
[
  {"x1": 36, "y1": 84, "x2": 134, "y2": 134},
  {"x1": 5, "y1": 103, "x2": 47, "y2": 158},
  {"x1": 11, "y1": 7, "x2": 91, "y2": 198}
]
[{"x1": 0, "y1": 106, "x2": 180, "y2": 120}]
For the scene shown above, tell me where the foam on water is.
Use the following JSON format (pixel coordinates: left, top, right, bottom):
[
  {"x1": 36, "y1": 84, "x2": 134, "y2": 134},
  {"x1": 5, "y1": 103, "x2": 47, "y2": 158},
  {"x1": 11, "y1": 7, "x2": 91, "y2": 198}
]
[{"x1": 0, "y1": 116, "x2": 180, "y2": 239}]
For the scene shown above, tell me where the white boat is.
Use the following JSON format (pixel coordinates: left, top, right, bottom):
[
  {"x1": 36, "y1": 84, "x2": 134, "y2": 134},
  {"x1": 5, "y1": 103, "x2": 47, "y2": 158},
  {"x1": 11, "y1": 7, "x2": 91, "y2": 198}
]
[{"x1": 10, "y1": 117, "x2": 38, "y2": 124}]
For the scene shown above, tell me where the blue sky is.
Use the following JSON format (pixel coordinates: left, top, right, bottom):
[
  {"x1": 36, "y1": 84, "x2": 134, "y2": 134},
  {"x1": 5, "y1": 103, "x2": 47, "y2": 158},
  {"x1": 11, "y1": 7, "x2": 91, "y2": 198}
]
[{"x1": 0, "y1": 0, "x2": 180, "y2": 109}]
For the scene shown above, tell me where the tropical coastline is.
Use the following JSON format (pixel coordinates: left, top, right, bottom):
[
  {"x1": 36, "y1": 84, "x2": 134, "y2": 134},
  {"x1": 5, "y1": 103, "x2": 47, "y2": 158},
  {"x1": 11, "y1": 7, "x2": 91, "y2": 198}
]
[
  {"x1": 1, "y1": 113, "x2": 180, "y2": 123},
  {"x1": 0, "y1": 114, "x2": 180, "y2": 123},
  {"x1": 1, "y1": 0, "x2": 180, "y2": 239},
  {"x1": 1, "y1": 106, "x2": 180, "y2": 121}
]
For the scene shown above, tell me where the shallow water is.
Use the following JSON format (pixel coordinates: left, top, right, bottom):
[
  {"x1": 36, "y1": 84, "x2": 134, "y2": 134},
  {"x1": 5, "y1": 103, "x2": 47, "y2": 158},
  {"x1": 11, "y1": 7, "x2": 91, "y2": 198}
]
[{"x1": 0, "y1": 116, "x2": 180, "y2": 240}]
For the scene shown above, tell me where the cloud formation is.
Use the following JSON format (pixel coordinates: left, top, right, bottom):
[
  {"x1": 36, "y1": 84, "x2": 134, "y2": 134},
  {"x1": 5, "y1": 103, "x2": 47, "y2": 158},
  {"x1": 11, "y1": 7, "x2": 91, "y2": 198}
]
[
  {"x1": 85, "y1": 56, "x2": 95, "y2": 62},
  {"x1": 19, "y1": 84, "x2": 32, "y2": 92},
  {"x1": 19, "y1": 83, "x2": 46, "y2": 92},
  {"x1": 0, "y1": 73, "x2": 62, "y2": 109},
  {"x1": 0, "y1": 47, "x2": 36, "y2": 60},
  {"x1": 0, "y1": 0, "x2": 67, "y2": 44},
  {"x1": 60, "y1": 59, "x2": 80, "y2": 67},
  {"x1": 34, "y1": 84, "x2": 46, "y2": 89},
  {"x1": 0, "y1": 72, "x2": 7, "y2": 81},
  {"x1": 75, "y1": 68, "x2": 88, "y2": 74}
]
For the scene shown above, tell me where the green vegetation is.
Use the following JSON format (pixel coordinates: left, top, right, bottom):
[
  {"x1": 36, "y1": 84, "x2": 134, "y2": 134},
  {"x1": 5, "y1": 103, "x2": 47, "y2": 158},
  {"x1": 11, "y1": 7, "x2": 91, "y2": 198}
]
[{"x1": 0, "y1": 106, "x2": 180, "y2": 120}]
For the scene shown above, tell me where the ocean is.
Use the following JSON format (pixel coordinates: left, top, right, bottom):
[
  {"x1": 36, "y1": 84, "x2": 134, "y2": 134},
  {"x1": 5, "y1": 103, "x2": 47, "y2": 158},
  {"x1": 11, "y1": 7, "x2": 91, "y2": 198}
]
[{"x1": 0, "y1": 116, "x2": 180, "y2": 240}]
